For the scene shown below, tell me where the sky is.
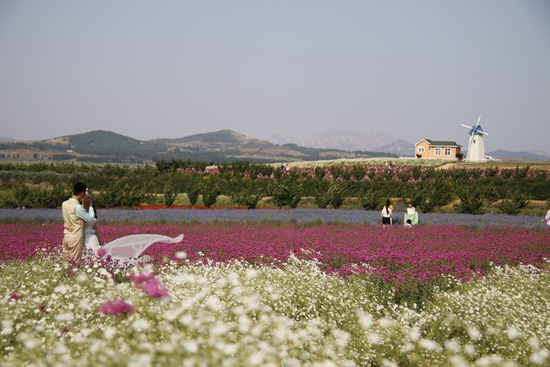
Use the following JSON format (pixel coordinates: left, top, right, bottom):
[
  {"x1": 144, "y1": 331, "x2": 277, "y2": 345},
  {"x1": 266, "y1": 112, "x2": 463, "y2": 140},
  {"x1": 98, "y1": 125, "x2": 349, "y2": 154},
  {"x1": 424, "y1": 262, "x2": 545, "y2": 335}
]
[{"x1": 1, "y1": 0, "x2": 549, "y2": 153}]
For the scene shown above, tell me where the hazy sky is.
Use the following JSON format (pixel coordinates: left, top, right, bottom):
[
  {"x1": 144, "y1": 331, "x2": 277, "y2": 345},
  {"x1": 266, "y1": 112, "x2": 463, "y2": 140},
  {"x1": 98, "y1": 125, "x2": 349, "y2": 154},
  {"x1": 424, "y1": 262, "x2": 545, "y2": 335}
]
[{"x1": 1, "y1": 1, "x2": 549, "y2": 153}]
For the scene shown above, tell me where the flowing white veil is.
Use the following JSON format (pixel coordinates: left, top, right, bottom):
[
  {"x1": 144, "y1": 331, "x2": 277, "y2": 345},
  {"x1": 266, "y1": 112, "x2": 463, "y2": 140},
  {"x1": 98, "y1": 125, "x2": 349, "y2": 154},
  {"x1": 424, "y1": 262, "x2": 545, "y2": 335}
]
[{"x1": 101, "y1": 234, "x2": 184, "y2": 260}]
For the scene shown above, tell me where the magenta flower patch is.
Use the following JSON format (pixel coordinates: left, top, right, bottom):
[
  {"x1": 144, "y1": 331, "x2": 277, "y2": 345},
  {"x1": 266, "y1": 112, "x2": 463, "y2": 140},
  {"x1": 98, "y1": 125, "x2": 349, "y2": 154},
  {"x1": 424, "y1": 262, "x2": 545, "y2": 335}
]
[
  {"x1": 130, "y1": 272, "x2": 169, "y2": 298},
  {"x1": 98, "y1": 299, "x2": 135, "y2": 316}
]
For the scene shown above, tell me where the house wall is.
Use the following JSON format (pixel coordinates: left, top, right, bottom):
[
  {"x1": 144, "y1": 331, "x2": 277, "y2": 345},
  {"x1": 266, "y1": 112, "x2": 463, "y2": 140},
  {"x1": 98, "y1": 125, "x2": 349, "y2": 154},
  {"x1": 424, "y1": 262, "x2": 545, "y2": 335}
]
[
  {"x1": 415, "y1": 141, "x2": 431, "y2": 158},
  {"x1": 415, "y1": 141, "x2": 461, "y2": 159}
]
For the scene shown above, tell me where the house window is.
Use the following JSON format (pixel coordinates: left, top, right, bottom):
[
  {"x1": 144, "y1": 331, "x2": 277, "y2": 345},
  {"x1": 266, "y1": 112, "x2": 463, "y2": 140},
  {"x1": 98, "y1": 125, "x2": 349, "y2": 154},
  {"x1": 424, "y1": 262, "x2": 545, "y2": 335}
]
[
  {"x1": 444, "y1": 148, "x2": 451, "y2": 156},
  {"x1": 418, "y1": 147, "x2": 425, "y2": 153},
  {"x1": 435, "y1": 148, "x2": 441, "y2": 156}
]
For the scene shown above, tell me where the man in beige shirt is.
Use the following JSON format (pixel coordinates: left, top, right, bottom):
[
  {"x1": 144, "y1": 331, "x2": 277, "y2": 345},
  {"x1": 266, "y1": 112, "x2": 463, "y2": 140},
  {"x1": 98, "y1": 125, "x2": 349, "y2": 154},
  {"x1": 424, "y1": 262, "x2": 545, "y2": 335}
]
[{"x1": 61, "y1": 182, "x2": 96, "y2": 261}]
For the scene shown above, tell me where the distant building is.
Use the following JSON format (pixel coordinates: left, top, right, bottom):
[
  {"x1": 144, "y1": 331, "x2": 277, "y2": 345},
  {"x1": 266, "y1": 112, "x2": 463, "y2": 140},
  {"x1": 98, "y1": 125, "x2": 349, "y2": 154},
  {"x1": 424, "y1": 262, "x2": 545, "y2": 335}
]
[{"x1": 414, "y1": 139, "x2": 462, "y2": 159}]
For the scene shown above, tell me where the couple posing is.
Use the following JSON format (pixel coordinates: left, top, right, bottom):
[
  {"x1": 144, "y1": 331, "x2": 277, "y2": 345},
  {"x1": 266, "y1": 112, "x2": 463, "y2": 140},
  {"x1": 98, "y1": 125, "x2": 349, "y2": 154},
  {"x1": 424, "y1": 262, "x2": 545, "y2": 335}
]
[{"x1": 61, "y1": 182, "x2": 103, "y2": 261}]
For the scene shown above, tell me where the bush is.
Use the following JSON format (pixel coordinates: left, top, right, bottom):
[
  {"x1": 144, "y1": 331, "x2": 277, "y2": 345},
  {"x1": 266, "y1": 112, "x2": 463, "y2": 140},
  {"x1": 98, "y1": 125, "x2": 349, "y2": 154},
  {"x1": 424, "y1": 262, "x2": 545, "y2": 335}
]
[
  {"x1": 359, "y1": 188, "x2": 384, "y2": 210},
  {"x1": 0, "y1": 191, "x2": 16, "y2": 208},
  {"x1": 12, "y1": 184, "x2": 29, "y2": 209},
  {"x1": 315, "y1": 182, "x2": 345, "y2": 209},
  {"x1": 121, "y1": 184, "x2": 144, "y2": 209},
  {"x1": 201, "y1": 183, "x2": 220, "y2": 208},
  {"x1": 163, "y1": 184, "x2": 178, "y2": 208},
  {"x1": 231, "y1": 189, "x2": 261, "y2": 209},
  {"x1": 498, "y1": 192, "x2": 529, "y2": 215},
  {"x1": 268, "y1": 181, "x2": 302, "y2": 209},
  {"x1": 186, "y1": 185, "x2": 200, "y2": 206},
  {"x1": 95, "y1": 185, "x2": 122, "y2": 209},
  {"x1": 455, "y1": 189, "x2": 485, "y2": 215}
]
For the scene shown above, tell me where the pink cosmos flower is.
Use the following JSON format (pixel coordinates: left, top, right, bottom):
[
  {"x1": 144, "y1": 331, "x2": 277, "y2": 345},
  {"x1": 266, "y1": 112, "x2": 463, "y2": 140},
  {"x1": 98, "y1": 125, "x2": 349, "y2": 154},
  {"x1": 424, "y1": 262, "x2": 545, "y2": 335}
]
[
  {"x1": 140, "y1": 278, "x2": 170, "y2": 298},
  {"x1": 130, "y1": 272, "x2": 170, "y2": 298},
  {"x1": 98, "y1": 299, "x2": 135, "y2": 316},
  {"x1": 97, "y1": 248, "x2": 107, "y2": 257},
  {"x1": 129, "y1": 272, "x2": 156, "y2": 286},
  {"x1": 8, "y1": 292, "x2": 20, "y2": 302}
]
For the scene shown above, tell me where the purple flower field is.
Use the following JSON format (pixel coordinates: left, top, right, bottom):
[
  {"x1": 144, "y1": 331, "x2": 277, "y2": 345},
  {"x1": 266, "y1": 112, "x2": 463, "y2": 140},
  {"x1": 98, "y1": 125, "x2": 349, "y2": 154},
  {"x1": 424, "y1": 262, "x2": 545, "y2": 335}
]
[
  {"x1": 2, "y1": 220, "x2": 548, "y2": 292},
  {"x1": 0, "y1": 208, "x2": 546, "y2": 228}
]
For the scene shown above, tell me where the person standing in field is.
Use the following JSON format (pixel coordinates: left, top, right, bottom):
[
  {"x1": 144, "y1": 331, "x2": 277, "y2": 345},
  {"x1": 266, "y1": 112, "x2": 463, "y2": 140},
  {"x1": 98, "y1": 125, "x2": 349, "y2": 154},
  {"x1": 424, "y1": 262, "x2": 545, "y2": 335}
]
[
  {"x1": 543, "y1": 208, "x2": 550, "y2": 227},
  {"x1": 381, "y1": 199, "x2": 393, "y2": 228},
  {"x1": 64, "y1": 188, "x2": 104, "y2": 257},
  {"x1": 61, "y1": 182, "x2": 96, "y2": 261}
]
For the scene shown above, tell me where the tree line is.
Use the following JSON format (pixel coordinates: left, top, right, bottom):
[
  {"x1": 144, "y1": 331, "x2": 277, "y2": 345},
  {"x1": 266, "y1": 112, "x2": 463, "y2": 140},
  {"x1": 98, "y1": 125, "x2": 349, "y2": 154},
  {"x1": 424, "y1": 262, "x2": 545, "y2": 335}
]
[{"x1": 0, "y1": 160, "x2": 549, "y2": 215}]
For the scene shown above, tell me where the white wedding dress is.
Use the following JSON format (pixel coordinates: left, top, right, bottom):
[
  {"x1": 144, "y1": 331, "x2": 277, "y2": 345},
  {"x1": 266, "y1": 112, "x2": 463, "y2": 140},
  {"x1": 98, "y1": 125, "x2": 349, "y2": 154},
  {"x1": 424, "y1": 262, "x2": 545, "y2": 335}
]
[
  {"x1": 82, "y1": 207, "x2": 100, "y2": 257},
  {"x1": 101, "y1": 234, "x2": 184, "y2": 261},
  {"x1": 81, "y1": 207, "x2": 184, "y2": 261}
]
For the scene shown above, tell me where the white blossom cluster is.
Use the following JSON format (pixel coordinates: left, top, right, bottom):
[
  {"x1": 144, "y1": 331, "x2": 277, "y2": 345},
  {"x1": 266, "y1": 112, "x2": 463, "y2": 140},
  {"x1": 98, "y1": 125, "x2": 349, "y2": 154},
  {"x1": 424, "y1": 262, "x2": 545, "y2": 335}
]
[{"x1": 1, "y1": 256, "x2": 549, "y2": 366}]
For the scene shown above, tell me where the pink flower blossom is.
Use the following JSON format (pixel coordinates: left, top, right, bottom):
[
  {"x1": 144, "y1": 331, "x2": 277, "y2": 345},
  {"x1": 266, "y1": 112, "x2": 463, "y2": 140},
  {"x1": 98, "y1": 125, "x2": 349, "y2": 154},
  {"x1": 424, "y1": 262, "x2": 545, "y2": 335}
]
[
  {"x1": 98, "y1": 299, "x2": 135, "y2": 316},
  {"x1": 8, "y1": 292, "x2": 20, "y2": 302},
  {"x1": 130, "y1": 272, "x2": 170, "y2": 298}
]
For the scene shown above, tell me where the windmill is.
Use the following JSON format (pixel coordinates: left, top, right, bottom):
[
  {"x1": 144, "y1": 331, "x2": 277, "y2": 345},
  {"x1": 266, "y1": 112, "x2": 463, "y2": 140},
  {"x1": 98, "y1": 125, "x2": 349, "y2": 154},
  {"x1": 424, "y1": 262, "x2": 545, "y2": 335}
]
[{"x1": 461, "y1": 116, "x2": 489, "y2": 162}]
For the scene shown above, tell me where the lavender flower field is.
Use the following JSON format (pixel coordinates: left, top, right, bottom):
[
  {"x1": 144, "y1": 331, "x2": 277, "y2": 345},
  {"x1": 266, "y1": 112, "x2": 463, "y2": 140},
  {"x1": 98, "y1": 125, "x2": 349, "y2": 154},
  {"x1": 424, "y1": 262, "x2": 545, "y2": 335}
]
[
  {"x1": 0, "y1": 207, "x2": 546, "y2": 228},
  {"x1": 1, "y1": 208, "x2": 550, "y2": 366}
]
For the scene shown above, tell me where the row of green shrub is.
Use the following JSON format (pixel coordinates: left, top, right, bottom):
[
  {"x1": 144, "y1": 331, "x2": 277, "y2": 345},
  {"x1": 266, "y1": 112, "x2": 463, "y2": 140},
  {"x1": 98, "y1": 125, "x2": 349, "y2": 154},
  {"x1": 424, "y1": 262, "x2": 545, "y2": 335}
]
[{"x1": 1, "y1": 161, "x2": 549, "y2": 215}]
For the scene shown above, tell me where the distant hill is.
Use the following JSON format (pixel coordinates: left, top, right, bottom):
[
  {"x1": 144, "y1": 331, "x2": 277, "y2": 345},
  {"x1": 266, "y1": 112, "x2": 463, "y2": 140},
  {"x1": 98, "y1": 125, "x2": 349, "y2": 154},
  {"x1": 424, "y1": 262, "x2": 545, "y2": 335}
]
[
  {"x1": 266, "y1": 130, "x2": 415, "y2": 156},
  {"x1": 265, "y1": 134, "x2": 300, "y2": 146},
  {"x1": 299, "y1": 130, "x2": 397, "y2": 151},
  {"x1": 371, "y1": 139, "x2": 415, "y2": 156},
  {"x1": 0, "y1": 137, "x2": 15, "y2": 141},
  {"x1": 488, "y1": 150, "x2": 550, "y2": 161},
  {"x1": 0, "y1": 130, "x2": 396, "y2": 164}
]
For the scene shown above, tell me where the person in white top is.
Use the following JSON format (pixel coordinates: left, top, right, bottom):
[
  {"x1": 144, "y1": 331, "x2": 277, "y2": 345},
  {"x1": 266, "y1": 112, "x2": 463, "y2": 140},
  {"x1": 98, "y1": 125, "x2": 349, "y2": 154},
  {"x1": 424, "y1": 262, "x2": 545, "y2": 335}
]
[
  {"x1": 404, "y1": 202, "x2": 418, "y2": 225},
  {"x1": 381, "y1": 200, "x2": 393, "y2": 227},
  {"x1": 543, "y1": 209, "x2": 550, "y2": 227},
  {"x1": 80, "y1": 190, "x2": 103, "y2": 256}
]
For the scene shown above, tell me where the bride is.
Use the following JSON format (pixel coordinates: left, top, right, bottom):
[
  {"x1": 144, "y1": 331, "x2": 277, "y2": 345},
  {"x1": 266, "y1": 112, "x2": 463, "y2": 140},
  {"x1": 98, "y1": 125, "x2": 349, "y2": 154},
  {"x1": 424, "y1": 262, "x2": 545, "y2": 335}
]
[
  {"x1": 81, "y1": 190, "x2": 103, "y2": 256},
  {"x1": 66, "y1": 189, "x2": 183, "y2": 260}
]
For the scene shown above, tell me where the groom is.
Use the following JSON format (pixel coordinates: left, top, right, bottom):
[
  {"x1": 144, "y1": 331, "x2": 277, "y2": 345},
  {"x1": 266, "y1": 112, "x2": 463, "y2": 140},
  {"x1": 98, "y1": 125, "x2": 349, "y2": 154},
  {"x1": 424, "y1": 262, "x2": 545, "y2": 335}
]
[{"x1": 61, "y1": 182, "x2": 96, "y2": 261}]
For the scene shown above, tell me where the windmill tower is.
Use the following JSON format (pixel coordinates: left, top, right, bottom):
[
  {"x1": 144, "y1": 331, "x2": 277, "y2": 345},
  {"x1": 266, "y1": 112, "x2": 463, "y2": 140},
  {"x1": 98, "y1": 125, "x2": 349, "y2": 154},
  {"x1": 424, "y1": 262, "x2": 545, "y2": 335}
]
[{"x1": 461, "y1": 116, "x2": 489, "y2": 162}]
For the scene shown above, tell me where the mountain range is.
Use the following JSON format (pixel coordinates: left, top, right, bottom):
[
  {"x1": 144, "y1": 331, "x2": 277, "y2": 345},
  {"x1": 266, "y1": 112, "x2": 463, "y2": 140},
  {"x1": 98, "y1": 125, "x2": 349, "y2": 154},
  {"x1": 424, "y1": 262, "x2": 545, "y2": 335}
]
[
  {"x1": 1, "y1": 130, "x2": 548, "y2": 163},
  {"x1": 0, "y1": 130, "x2": 396, "y2": 164},
  {"x1": 267, "y1": 131, "x2": 550, "y2": 160}
]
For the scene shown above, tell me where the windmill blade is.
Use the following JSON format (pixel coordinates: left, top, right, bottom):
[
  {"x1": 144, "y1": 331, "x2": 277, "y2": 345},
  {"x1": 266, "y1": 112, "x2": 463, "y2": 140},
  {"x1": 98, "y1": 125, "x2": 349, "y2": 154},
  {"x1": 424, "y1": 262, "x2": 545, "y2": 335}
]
[
  {"x1": 461, "y1": 124, "x2": 472, "y2": 129},
  {"x1": 475, "y1": 116, "x2": 481, "y2": 126},
  {"x1": 478, "y1": 131, "x2": 489, "y2": 135}
]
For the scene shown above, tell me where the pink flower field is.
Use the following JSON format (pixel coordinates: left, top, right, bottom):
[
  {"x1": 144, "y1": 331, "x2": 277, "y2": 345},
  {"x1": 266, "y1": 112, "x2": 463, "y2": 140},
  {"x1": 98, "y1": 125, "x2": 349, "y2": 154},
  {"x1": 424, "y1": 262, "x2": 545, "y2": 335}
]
[{"x1": 1, "y1": 222, "x2": 548, "y2": 291}]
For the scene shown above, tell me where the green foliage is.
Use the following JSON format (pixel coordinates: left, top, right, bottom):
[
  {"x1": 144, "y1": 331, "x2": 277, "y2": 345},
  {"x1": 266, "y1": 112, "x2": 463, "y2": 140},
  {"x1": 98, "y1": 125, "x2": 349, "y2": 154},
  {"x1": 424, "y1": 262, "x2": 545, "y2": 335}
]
[
  {"x1": 0, "y1": 191, "x2": 16, "y2": 208},
  {"x1": 12, "y1": 184, "x2": 29, "y2": 208},
  {"x1": 231, "y1": 189, "x2": 261, "y2": 209},
  {"x1": 512, "y1": 165, "x2": 530, "y2": 180},
  {"x1": 498, "y1": 191, "x2": 529, "y2": 215},
  {"x1": 186, "y1": 185, "x2": 200, "y2": 206},
  {"x1": 201, "y1": 183, "x2": 220, "y2": 208},
  {"x1": 351, "y1": 165, "x2": 366, "y2": 180},
  {"x1": 314, "y1": 166, "x2": 326, "y2": 180},
  {"x1": 121, "y1": 183, "x2": 144, "y2": 209},
  {"x1": 455, "y1": 188, "x2": 485, "y2": 215},
  {"x1": 268, "y1": 181, "x2": 302, "y2": 209},
  {"x1": 95, "y1": 186, "x2": 122, "y2": 209},
  {"x1": 359, "y1": 188, "x2": 384, "y2": 210},
  {"x1": 421, "y1": 179, "x2": 455, "y2": 213},
  {"x1": 314, "y1": 182, "x2": 345, "y2": 209},
  {"x1": 155, "y1": 160, "x2": 170, "y2": 172},
  {"x1": 163, "y1": 184, "x2": 178, "y2": 208}
]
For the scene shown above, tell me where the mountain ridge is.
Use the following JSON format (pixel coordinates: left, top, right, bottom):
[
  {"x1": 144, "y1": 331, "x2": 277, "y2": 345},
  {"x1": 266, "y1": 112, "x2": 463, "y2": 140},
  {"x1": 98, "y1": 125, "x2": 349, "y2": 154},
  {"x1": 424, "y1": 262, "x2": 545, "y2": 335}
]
[
  {"x1": 2, "y1": 130, "x2": 549, "y2": 162},
  {"x1": 0, "y1": 130, "x2": 396, "y2": 164}
]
